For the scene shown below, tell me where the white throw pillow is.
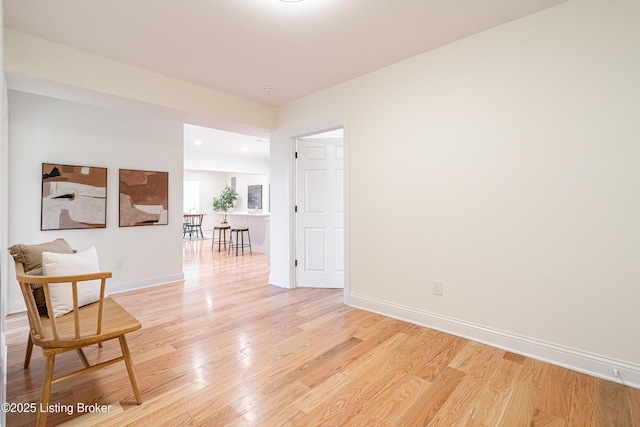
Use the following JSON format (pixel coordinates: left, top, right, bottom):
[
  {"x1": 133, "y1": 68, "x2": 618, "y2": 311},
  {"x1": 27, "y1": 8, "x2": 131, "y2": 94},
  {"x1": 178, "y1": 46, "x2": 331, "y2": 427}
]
[{"x1": 42, "y1": 246, "x2": 102, "y2": 317}]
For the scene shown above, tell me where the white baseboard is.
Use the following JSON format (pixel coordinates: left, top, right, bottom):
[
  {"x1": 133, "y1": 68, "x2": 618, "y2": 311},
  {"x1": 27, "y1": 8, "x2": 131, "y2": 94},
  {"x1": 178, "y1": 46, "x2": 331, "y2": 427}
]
[
  {"x1": 7, "y1": 272, "x2": 185, "y2": 315},
  {"x1": 107, "y1": 272, "x2": 185, "y2": 295},
  {"x1": 350, "y1": 293, "x2": 640, "y2": 390},
  {"x1": 268, "y1": 272, "x2": 291, "y2": 289}
]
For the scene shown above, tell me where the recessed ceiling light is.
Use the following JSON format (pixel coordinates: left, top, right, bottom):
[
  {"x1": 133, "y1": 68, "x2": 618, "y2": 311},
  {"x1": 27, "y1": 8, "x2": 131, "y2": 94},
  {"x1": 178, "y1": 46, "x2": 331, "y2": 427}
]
[
  {"x1": 241, "y1": 147, "x2": 249, "y2": 152},
  {"x1": 194, "y1": 140, "x2": 203, "y2": 146},
  {"x1": 264, "y1": 86, "x2": 274, "y2": 95},
  {"x1": 280, "y1": 0, "x2": 303, "y2": 2}
]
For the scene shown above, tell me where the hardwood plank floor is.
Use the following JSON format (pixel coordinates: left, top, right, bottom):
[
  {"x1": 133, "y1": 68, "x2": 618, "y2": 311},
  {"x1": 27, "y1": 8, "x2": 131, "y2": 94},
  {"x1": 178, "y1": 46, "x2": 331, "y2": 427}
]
[{"x1": 5, "y1": 238, "x2": 639, "y2": 426}]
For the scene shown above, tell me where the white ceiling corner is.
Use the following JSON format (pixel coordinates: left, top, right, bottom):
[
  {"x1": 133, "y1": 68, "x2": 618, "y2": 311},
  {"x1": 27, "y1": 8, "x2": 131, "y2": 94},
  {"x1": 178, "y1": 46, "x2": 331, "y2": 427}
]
[{"x1": 4, "y1": 0, "x2": 569, "y2": 164}]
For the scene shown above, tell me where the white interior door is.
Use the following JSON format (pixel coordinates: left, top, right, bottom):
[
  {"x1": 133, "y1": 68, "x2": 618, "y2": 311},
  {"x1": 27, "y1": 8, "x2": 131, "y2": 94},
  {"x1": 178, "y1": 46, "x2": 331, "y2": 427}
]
[{"x1": 296, "y1": 136, "x2": 344, "y2": 288}]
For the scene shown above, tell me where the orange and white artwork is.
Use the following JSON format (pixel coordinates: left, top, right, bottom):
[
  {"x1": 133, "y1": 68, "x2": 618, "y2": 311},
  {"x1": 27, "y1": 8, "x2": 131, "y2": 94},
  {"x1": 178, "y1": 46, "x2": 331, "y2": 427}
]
[
  {"x1": 41, "y1": 163, "x2": 107, "y2": 230},
  {"x1": 119, "y1": 169, "x2": 168, "y2": 227}
]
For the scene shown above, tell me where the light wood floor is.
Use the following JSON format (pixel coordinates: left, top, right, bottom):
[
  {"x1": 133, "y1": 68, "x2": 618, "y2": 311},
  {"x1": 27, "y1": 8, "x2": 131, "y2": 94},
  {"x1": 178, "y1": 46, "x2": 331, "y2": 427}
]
[{"x1": 5, "y1": 239, "x2": 640, "y2": 426}]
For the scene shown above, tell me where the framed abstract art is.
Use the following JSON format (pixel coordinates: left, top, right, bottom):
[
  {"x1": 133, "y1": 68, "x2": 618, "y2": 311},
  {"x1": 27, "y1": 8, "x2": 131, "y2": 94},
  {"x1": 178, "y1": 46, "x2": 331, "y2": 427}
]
[
  {"x1": 247, "y1": 184, "x2": 262, "y2": 210},
  {"x1": 41, "y1": 163, "x2": 107, "y2": 230},
  {"x1": 119, "y1": 169, "x2": 169, "y2": 227}
]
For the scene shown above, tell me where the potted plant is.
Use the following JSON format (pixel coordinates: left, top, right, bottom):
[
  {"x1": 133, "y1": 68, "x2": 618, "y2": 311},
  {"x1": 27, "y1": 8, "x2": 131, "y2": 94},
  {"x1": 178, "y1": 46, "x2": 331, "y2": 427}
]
[{"x1": 212, "y1": 185, "x2": 239, "y2": 223}]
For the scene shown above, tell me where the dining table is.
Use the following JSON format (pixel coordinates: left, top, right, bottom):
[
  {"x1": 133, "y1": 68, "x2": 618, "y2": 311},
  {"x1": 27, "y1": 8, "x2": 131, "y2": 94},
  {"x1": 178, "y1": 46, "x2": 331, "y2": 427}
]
[{"x1": 183, "y1": 213, "x2": 206, "y2": 239}]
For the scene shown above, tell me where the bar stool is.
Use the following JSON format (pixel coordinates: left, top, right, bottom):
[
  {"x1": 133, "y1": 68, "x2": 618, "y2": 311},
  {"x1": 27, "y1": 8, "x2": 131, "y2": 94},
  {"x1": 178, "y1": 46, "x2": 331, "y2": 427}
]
[
  {"x1": 228, "y1": 227, "x2": 252, "y2": 256},
  {"x1": 212, "y1": 224, "x2": 231, "y2": 252}
]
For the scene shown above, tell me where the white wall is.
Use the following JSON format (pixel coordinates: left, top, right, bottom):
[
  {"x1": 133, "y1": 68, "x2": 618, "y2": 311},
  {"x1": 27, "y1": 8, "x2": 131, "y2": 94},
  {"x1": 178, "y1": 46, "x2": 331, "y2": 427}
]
[
  {"x1": 7, "y1": 90, "x2": 185, "y2": 313},
  {"x1": 184, "y1": 169, "x2": 269, "y2": 231},
  {"x1": 0, "y1": 0, "x2": 8, "y2": 420},
  {"x1": 271, "y1": 0, "x2": 640, "y2": 385},
  {"x1": 4, "y1": 30, "x2": 275, "y2": 138}
]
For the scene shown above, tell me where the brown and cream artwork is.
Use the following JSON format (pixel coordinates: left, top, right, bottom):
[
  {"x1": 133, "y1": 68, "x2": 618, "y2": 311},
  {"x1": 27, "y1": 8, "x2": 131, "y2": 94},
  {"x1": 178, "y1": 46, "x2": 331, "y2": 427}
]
[
  {"x1": 41, "y1": 163, "x2": 107, "y2": 230},
  {"x1": 119, "y1": 169, "x2": 169, "y2": 227}
]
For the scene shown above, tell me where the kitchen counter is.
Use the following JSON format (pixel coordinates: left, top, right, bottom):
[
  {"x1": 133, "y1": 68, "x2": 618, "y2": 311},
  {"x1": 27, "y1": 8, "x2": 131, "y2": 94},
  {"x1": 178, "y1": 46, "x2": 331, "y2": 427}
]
[{"x1": 222, "y1": 212, "x2": 270, "y2": 253}]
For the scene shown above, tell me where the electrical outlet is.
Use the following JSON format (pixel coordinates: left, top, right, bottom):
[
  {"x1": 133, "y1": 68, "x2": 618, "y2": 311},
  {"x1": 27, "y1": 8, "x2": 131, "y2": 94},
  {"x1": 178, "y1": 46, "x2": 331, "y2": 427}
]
[
  {"x1": 433, "y1": 280, "x2": 443, "y2": 296},
  {"x1": 114, "y1": 258, "x2": 124, "y2": 270}
]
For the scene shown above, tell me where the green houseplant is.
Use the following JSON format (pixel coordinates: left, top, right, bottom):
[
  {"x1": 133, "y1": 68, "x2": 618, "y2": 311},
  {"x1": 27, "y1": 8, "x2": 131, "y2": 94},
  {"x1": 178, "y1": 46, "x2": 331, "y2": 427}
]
[{"x1": 212, "y1": 185, "x2": 239, "y2": 223}]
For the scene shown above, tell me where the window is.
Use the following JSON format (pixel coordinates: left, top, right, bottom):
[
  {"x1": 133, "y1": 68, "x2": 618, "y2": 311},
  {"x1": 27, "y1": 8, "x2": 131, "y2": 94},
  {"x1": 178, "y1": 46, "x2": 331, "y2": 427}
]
[{"x1": 183, "y1": 180, "x2": 200, "y2": 213}]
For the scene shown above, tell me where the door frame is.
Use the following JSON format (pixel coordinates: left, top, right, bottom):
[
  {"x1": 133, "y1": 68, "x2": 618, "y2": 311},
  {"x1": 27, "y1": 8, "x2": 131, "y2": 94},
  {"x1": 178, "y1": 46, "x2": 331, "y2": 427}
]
[{"x1": 289, "y1": 120, "x2": 350, "y2": 305}]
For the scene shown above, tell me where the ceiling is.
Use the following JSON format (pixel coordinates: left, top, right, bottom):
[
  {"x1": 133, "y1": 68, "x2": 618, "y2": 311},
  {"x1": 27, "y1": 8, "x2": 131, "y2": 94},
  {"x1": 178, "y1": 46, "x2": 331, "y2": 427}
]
[
  {"x1": 4, "y1": 0, "x2": 568, "y2": 107},
  {"x1": 183, "y1": 124, "x2": 344, "y2": 170},
  {"x1": 184, "y1": 123, "x2": 270, "y2": 162},
  {"x1": 5, "y1": 0, "x2": 568, "y2": 166}
]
